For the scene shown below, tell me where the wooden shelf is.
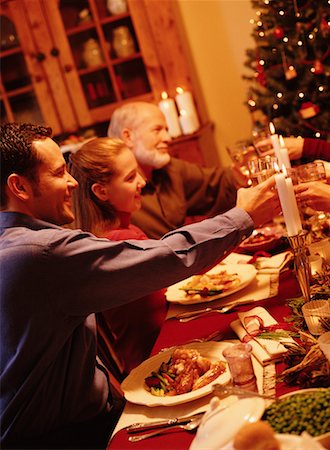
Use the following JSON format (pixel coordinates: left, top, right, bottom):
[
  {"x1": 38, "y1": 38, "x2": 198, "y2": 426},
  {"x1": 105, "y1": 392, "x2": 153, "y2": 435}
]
[
  {"x1": 6, "y1": 84, "x2": 33, "y2": 98},
  {"x1": 0, "y1": 46, "x2": 22, "y2": 57},
  {"x1": 65, "y1": 22, "x2": 96, "y2": 36},
  {"x1": 100, "y1": 13, "x2": 131, "y2": 25}
]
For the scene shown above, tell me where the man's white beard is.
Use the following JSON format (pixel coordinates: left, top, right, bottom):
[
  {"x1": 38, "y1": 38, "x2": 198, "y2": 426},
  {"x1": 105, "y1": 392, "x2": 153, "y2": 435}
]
[{"x1": 134, "y1": 147, "x2": 170, "y2": 169}]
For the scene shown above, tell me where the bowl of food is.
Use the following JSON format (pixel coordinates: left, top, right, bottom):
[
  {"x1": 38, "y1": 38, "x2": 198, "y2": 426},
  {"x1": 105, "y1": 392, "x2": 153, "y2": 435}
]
[{"x1": 263, "y1": 388, "x2": 330, "y2": 448}]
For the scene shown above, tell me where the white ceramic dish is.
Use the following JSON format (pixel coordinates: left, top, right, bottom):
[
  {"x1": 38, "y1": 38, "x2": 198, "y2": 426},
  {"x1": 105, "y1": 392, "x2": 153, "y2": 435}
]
[
  {"x1": 165, "y1": 264, "x2": 257, "y2": 305},
  {"x1": 189, "y1": 397, "x2": 265, "y2": 450},
  {"x1": 219, "y1": 433, "x2": 324, "y2": 450},
  {"x1": 121, "y1": 342, "x2": 231, "y2": 407}
]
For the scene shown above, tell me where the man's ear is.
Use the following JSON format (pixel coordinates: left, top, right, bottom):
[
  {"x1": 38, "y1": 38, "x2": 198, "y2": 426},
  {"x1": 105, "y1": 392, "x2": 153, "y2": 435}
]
[
  {"x1": 7, "y1": 174, "x2": 31, "y2": 201},
  {"x1": 121, "y1": 128, "x2": 134, "y2": 148},
  {"x1": 91, "y1": 183, "x2": 108, "y2": 201}
]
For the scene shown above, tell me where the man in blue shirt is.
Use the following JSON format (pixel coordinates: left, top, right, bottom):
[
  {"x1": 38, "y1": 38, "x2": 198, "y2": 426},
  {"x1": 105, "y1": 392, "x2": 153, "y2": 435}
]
[{"x1": 0, "y1": 123, "x2": 280, "y2": 449}]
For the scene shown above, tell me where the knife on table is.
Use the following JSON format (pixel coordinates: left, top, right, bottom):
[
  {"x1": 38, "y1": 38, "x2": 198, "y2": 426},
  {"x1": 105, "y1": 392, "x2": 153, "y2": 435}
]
[{"x1": 126, "y1": 411, "x2": 206, "y2": 433}]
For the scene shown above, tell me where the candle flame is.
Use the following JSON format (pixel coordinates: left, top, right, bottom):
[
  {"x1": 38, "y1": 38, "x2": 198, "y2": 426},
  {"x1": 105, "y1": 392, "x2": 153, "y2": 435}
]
[
  {"x1": 282, "y1": 164, "x2": 287, "y2": 177},
  {"x1": 176, "y1": 87, "x2": 184, "y2": 95},
  {"x1": 274, "y1": 162, "x2": 280, "y2": 173},
  {"x1": 269, "y1": 122, "x2": 276, "y2": 135},
  {"x1": 279, "y1": 135, "x2": 285, "y2": 148},
  {"x1": 161, "y1": 91, "x2": 168, "y2": 100}
]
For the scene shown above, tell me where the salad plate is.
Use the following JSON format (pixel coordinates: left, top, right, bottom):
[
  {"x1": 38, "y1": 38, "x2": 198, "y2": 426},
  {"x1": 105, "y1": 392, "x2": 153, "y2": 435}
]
[
  {"x1": 165, "y1": 264, "x2": 257, "y2": 305},
  {"x1": 121, "y1": 341, "x2": 231, "y2": 407}
]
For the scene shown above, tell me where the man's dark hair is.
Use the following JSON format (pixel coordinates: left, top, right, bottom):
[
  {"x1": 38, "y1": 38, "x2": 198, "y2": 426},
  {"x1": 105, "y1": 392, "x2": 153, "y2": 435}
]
[{"x1": 0, "y1": 123, "x2": 52, "y2": 208}]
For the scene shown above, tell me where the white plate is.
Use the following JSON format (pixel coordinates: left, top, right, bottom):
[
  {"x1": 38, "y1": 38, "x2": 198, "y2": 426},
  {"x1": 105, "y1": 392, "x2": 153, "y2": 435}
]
[
  {"x1": 219, "y1": 434, "x2": 318, "y2": 450},
  {"x1": 190, "y1": 397, "x2": 265, "y2": 450},
  {"x1": 165, "y1": 264, "x2": 257, "y2": 305},
  {"x1": 121, "y1": 341, "x2": 231, "y2": 407}
]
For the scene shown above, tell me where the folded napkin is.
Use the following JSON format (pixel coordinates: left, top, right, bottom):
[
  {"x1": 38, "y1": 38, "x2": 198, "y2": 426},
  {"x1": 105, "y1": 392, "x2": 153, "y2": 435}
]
[
  {"x1": 230, "y1": 306, "x2": 295, "y2": 365},
  {"x1": 222, "y1": 251, "x2": 292, "y2": 275},
  {"x1": 254, "y1": 251, "x2": 292, "y2": 274}
]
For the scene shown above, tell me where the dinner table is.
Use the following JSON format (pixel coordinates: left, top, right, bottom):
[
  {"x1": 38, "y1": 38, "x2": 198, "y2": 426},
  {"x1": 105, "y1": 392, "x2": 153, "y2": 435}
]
[{"x1": 106, "y1": 242, "x2": 327, "y2": 450}]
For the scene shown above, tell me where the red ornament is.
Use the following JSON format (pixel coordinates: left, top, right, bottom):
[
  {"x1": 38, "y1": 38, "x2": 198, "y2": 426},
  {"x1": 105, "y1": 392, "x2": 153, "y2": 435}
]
[
  {"x1": 299, "y1": 102, "x2": 320, "y2": 119},
  {"x1": 320, "y1": 18, "x2": 330, "y2": 37},
  {"x1": 274, "y1": 26, "x2": 285, "y2": 39},
  {"x1": 313, "y1": 60, "x2": 324, "y2": 75},
  {"x1": 256, "y1": 61, "x2": 266, "y2": 87}
]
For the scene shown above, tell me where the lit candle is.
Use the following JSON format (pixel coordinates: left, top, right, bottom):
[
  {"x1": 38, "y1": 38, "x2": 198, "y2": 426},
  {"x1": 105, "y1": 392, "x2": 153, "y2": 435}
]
[
  {"x1": 158, "y1": 91, "x2": 182, "y2": 138},
  {"x1": 285, "y1": 175, "x2": 302, "y2": 233},
  {"x1": 178, "y1": 109, "x2": 199, "y2": 135},
  {"x1": 269, "y1": 122, "x2": 282, "y2": 168},
  {"x1": 274, "y1": 166, "x2": 302, "y2": 236},
  {"x1": 279, "y1": 135, "x2": 291, "y2": 169},
  {"x1": 175, "y1": 87, "x2": 200, "y2": 129}
]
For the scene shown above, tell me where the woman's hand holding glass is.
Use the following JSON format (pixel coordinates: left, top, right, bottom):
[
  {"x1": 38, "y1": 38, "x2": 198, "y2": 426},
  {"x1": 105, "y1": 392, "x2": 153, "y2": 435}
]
[{"x1": 295, "y1": 181, "x2": 330, "y2": 213}]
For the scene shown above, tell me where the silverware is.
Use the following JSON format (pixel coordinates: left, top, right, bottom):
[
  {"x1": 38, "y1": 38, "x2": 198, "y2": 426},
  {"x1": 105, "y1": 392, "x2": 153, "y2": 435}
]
[
  {"x1": 175, "y1": 303, "x2": 240, "y2": 322},
  {"x1": 128, "y1": 417, "x2": 202, "y2": 441},
  {"x1": 126, "y1": 411, "x2": 205, "y2": 433},
  {"x1": 212, "y1": 384, "x2": 275, "y2": 400},
  {"x1": 159, "y1": 330, "x2": 223, "y2": 352}
]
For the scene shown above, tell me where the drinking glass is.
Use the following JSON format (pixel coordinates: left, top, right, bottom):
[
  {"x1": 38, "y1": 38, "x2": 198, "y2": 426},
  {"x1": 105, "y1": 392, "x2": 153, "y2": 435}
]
[
  {"x1": 222, "y1": 343, "x2": 258, "y2": 392},
  {"x1": 318, "y1": 332, "x2": 330, "y2": 362},
  {"x1": 302, "y1": 300, "x2": 330, "y2": 336},
  {"x1": 252, "y1": 126, "x2": 273, "y2": 156},
  {"x1": 290, "y1": 161, "x2": 326, "y2": 184},
  {"x1": 247, "y1": 156, "x2": 278, "y2": 186},
  {"x1": 227, "y1": 141, "x2": 258, "y2": 177}
]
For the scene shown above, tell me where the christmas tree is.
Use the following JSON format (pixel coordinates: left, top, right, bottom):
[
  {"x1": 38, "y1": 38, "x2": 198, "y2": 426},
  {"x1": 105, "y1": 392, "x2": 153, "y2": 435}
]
[{"x1": 244, "y1": 0, "x2": 330, "y2": 140}]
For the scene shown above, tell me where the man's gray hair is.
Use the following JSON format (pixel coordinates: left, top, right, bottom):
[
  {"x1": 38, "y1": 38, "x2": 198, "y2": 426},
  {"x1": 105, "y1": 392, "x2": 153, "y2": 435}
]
[{"x1": 108, "y1": 102, "x2": 150, "y2": 137}]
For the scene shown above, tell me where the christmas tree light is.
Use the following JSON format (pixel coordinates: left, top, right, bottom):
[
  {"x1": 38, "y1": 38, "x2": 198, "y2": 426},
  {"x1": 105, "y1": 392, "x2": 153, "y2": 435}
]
[{"x1": 243, "y1": 0, "x2": 330, "y2": 139}]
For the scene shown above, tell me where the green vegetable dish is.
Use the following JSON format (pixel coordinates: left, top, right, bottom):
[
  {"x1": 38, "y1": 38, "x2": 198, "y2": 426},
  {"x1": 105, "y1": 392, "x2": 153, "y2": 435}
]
[{"x1": 263, "y1": 389, "x2": 330, "y2": 437}]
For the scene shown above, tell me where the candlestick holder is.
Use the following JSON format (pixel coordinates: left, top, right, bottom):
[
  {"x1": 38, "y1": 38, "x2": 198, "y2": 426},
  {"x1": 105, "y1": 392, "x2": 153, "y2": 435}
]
[{"x1": 287, "y1": 230, "x2": 311, "y2": 302}]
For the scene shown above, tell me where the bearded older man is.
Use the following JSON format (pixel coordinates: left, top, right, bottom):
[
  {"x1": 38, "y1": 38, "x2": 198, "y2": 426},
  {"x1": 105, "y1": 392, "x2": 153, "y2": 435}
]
[{"x1": 108, "y1": 102, "x2": 245, "y2": 239}]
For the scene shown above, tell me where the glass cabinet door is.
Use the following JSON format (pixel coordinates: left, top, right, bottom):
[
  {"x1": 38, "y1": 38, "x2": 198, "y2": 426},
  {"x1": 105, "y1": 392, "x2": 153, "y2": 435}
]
[
  {"x1": 0, "y1": 14, "x2": 45, "y2": 126},
  {"x1": 55, "y1": 0, "x2": 152, "y2": 119}
]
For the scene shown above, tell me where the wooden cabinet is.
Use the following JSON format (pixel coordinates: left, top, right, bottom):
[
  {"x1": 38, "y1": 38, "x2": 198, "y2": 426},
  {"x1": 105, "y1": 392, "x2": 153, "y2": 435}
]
[{"x1": 0, "y1": 0, "x2": 218, "y2": 163}]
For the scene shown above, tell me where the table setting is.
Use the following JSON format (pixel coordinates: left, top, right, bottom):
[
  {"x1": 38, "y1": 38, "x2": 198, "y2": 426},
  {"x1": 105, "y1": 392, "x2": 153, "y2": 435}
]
[
  {"x1": 106, "y1": 205, "x2": 330, "y2": 448},
  {"x1": 107, "y1": 131, "x2": 330, "y2": 449},
  {"x1": 107, "y1": 251, "x2": 329, "y2": 449}
]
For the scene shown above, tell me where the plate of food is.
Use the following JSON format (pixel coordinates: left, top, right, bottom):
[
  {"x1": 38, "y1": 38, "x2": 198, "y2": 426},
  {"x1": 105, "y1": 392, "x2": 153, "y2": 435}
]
[
  {"x1": 165, "y1": 264, "x2": 257, "y2": 305},
  {"x1": 239, "y1": 226, "x2": 285, "y2": 253},
  {"x1": 121, "y1": 342, "x2": 231, "y2": 406}
]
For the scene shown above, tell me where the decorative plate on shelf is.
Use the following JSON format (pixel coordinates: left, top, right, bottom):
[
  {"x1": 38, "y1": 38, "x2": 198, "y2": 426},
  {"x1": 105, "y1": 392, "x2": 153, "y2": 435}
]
[
  {"x1": 121, "y1": 341, "x2": 231, "y2": 407},
  {"x1": 165, "y1": 264, "x2": 257, "y2": 305}
]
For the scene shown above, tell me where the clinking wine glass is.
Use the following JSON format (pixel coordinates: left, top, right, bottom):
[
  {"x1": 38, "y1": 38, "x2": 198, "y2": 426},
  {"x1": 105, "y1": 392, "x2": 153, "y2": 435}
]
[
  {"x1": 248, "y1": 156, "x2": 278, "y2": 186},
  {"x1": 227, "y1": 141, "x2": 258, "y2": 178}
]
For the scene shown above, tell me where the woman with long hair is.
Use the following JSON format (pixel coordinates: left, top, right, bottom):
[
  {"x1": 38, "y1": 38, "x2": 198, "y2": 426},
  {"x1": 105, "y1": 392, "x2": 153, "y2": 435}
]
[{"x1": 70, "y1": 138, "x2": 167, "y2": 379}]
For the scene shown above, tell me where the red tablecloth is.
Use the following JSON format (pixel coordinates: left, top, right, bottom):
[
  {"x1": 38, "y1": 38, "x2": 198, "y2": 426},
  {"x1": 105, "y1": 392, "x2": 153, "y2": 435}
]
[{"x1": 108, "y1": 270, "x2": 300, "y2": 450}]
